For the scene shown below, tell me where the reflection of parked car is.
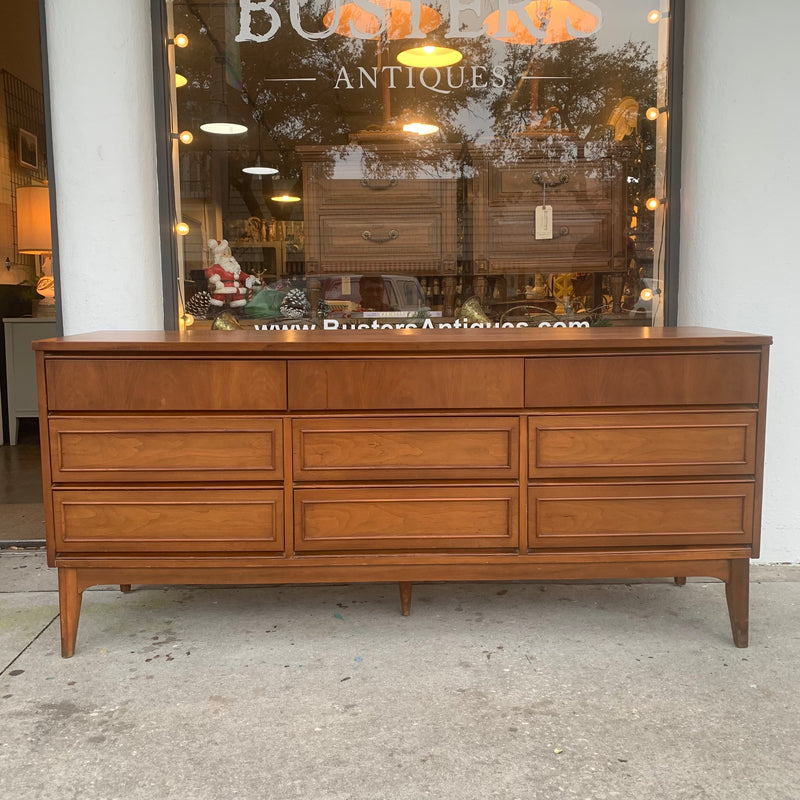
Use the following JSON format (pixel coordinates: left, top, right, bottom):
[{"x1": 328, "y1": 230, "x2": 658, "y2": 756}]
[{"x1": 245, "y1": 274, "x2": 430, "y2": 320}]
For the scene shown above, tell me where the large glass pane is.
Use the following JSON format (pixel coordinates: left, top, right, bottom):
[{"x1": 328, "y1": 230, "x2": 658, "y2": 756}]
[{"x1": 168, "y1": 1, "x2": 671, "y2": 329}]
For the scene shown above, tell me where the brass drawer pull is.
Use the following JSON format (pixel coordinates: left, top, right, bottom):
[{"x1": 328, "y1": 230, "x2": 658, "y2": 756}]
[
  {"x1": 361, "y1": 229, "x2": 399, "y2": 243},
  {"x1": 361, "y1": 177, "x2": 398, "y2": 191},
  {"x1": 532, "y1": 172, "x2": 570, "y2": 188}
]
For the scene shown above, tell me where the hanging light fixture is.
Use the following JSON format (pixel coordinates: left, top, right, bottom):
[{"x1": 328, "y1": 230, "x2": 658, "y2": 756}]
[
  {"x1": 200, "y1": 120, "x2": 248, "y2": 135},
  {"x1": 242, "y1": 116, "x2": 279, "y2": 175},
  {"x1": 270, "y1": 178, "x2": 301, "y2": 203},
  {"x1": 243, "y1": 162, "x2": 279, "y2": 176},
  {"x1": 402, "y1": 121, "x2": 439, "y2": 135},
  {"x1": 397, "y1": 30, "x2": 462, "y2": 68}
]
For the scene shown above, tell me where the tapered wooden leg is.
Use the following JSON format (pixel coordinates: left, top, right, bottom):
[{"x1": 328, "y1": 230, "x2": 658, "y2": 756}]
[
  {"x1": 674, "y1": 577, "x2": 687, "y2": 586},
  {"x1": 725, "y1": 560, "x2": 749, "y2": 648},
  {"x1": 58, "y1": 567, "x2": 83, "y2": 658},
  {"x1": 399, "y1": 582, "x2": 413, "y2": 616},
  {"x1": 119, "y1": 584, "x2": 132, "y2": 593}
]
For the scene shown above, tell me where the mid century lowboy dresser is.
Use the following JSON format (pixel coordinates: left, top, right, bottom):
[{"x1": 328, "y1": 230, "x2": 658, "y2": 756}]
[{"x1": 34, "y1": 327, "x2": 770, "y2": 656}]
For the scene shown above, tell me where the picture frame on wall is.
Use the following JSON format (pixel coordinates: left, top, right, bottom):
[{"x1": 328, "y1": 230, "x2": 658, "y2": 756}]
[{"x1": 18, "y1": 129, "x2": 38, "y2": 170}]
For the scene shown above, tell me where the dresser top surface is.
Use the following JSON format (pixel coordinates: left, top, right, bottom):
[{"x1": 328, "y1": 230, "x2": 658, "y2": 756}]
[{"x1": 33, "y1": 327, "x2": 771, "y2": 357}]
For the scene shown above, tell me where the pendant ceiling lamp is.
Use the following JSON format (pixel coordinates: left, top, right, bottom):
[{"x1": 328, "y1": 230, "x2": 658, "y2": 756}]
[
  {"x1": 402, "y1": 121, "x2": 439, "y2": 135},
  {"x1": 484, "y1": 0, "x2": 600, "y2": 45},
  {"x1": 324, "y1": 0, "x2": 443, "y2": 129},
  {"x1": 243, "y1": 162, "x2": 279, "y2": 176},
  {"x1": 270, "y1": 178, "x2": 300, "y2": 203},
  {"x1": 397, "y1": 40, "x2": 462, "y2": 68},
  {"x1": 200, "y1": 120, "x2": 248, "y2": 135},
  {"x1": 243, "y1": 119, "x2": 278, "y2": 175}
]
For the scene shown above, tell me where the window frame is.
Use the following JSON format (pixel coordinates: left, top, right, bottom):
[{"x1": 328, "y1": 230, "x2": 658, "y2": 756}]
[{"x1": 151, "y1": 0, "x2": 685, "y2": 330}]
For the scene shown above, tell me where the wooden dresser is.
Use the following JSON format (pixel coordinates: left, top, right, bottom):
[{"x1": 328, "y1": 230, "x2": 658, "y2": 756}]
[
  {"x1": 34, "y1": 328, "x2": 770, "y2": 656},
  {"x1": 299, "y1": 143, "x2": 460, "y2": 315},
  {"x1": 469, "y1": 139, "x2": 630, "y2": 308}
]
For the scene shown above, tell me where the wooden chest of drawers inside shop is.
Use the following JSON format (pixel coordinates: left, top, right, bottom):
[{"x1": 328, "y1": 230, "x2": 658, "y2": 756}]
[
  {"x1": 35, "y1": 328, "x2": 770, "y2": 657},
  {"x1": 469, "y1": 139, "x2": 631, "y2": 312},
  {"x1": 298, "y1": 143, "x2": 460, "y2": 315}
]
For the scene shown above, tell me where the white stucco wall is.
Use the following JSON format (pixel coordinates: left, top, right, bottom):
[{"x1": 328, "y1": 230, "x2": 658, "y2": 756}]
[
  {"x1": 41, "y1": 0, "x2": 800, "y2": 560},
  {"x1": 44, "y1": 0, "x2": 163, "y2": 334},
  {"x1": 680, "y1": 0, "x2": 800, "y2": 561}
]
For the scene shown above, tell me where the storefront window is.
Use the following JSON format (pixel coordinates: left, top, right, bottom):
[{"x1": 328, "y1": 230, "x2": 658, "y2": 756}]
[{"x1": 165, "y1": 0, "x2": 673, "y2": 329}]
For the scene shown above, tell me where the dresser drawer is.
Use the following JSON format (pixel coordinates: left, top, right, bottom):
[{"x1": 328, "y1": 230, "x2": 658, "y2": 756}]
[
  {"x1": 49, "y1": 416, "x2": 283, "y2": 482},
  {"x1": 53, "y1": 488, "x2": 284, "y2": 552},
  {"x1": 318, "y1": 213, "x2": 444, "y2": 266},
  {"x1": 45, "y1": 359, "x2": 287, "y2": 411},
  {"x1": 488, "y1": 211, "x2": 612, "y2": 261},
  {"x1": 293, "y1": 416, "x2": 519, "y2": 481},
  {"x1": 319, "y1": 176, "x2": 444, "y2": 208},
  {"x1": 489, "y1": 158, "x2": 612, "y2": 206},
  {"x1": 529, "y1": 411, "x2": 757, "y2": 478},
  {"x1": 526, "y1": 353, "x2": 762, "y2": 408},
  {"x1": 528, "y1": 482, "x2": 754, "y2": 548},
  {"x1": 290, "y1": 359, "x2": 524, "y2": 410},
  {"x1": 53, "y1": 486, "x2": 284, "y2": 553},
  {"x1": 295, "y1": 486, "x2": 518, "y2": 551}
]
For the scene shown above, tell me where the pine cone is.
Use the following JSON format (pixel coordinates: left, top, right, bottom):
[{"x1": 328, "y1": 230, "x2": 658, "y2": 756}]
[
  {"x1": 185, "y1": 291, "x2": 211, "y2": 317},
  {"x1": 280, "y1": 288, "x2": 311, "y2": 318}
]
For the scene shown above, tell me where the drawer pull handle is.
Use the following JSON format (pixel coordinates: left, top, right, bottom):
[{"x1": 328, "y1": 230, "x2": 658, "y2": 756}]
[
  {"x1": 532, "y1": 172, "x2": 570, "y2": 188},
  {"x1": 361, "y1": 177, "x2": 398, "y2": 191},
  {"x1": 361, "y1": 229, "x2": 399, "y2": 243}
]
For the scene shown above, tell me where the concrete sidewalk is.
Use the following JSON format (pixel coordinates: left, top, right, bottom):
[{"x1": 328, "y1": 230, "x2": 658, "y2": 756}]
[{"x1": 1, "y1": 550, "x2": 799, "y2": 800}]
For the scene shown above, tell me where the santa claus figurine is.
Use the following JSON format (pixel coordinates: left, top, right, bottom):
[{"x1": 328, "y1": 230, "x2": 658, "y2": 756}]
[{"x1": 205, "y1": 239, "x2": 259, "y2": 310}]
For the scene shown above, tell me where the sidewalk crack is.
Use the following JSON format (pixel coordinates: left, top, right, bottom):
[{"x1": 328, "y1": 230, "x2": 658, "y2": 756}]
[{"x1": 1, "y1": 613, "x2": 59, "y2": 675}]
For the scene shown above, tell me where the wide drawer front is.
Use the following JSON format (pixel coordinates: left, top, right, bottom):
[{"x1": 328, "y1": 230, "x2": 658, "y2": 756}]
[
  {"x1": 295, "y1": 487, "x2": 518, "y2": 551},
  {"x1": 45, "y1": 359, "x2": 287, "y2": 411},
  {"x1": 529, "y1": 411, "x2": 757, "y2": 478},
  {"x1": 289, "y1": 359, "x2": 524, "y2": 410},
  {"x1": 49, "y1": 416, "x2": 283, "y2": 482},
  {"x1": 528, "y1": 482, "x2": 754, "y2": 548},
  {"x1": 319, "y1": 176, "x2": 444, "y2": 208},
  {"x1": 293, "y1": 416, "x2": 519, "y2": 481},
  {"x1": 526, "y1": 353, "x2": 761, "y2": 407},
  {"x1": 488, "y1": 212, "x2": 612, "y2": 259},
  {"x1": 53, "y1": 488, "x2": 284, "y2": 552},
  {"x1": 489, "y1": 159, "x2": 612, "y2": 205},
  {"x1": 318, "y1": 213, "x2": 443, "y2": 263}
]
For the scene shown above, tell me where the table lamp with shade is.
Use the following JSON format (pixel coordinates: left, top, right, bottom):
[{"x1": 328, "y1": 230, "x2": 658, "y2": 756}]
[{"x1": 16, "y1": 183, "x2": 55, "y2": 317}]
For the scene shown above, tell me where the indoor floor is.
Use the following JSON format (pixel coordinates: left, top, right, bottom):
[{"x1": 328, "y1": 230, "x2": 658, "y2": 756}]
[{"x1": 0, "y1": 418, "x2": 45, "y2": 545}]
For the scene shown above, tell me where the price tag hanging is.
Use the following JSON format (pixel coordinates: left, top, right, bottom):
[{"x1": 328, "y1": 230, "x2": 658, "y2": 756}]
[{"x1": 535, "y1": 182, "x2": 553, "y2": 240}]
